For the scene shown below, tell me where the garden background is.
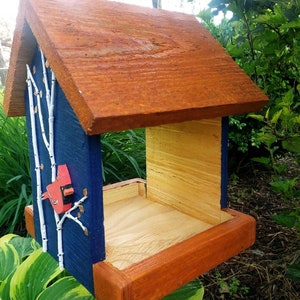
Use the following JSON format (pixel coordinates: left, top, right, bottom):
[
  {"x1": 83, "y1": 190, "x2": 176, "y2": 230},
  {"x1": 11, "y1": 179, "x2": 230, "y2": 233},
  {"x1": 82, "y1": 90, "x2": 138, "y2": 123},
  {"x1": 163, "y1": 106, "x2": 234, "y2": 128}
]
[{"x1": 0, "y1": 0, "x2": 299, "y2": 299}]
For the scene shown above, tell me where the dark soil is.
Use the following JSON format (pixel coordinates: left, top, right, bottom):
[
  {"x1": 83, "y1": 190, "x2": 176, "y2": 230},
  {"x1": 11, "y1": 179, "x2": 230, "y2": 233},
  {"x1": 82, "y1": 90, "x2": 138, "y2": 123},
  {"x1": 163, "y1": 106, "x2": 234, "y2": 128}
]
[{"x1": 201, "y1": 156, "x2": 300, "y2": 299}]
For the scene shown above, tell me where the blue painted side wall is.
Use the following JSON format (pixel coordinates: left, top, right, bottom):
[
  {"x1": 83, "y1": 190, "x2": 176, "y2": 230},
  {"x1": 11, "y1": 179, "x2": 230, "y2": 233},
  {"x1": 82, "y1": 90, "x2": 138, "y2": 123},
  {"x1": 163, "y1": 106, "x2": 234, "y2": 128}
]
[
  {"x1": 25, "y1": 48, "x2": 105, "y2": 294},
  {"x1": 221, "y1": 117, "x2": 229, "y2": 208}
]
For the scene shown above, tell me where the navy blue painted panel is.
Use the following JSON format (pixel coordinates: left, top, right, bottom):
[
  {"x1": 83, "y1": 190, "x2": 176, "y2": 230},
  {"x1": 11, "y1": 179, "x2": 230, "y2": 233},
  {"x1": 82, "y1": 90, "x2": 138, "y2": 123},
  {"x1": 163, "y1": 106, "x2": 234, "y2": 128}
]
[
  {"x1": 221, "y1": 117, "x2": 229, "y2": 208},
  {"x1": 25, "y1": 48, "x2": 105, "y2": 294}
]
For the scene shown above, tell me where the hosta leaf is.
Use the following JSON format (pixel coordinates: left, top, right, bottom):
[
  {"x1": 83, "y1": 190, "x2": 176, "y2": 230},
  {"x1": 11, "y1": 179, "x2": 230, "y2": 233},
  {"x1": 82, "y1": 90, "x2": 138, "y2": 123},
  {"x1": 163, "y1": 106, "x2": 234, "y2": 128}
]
[
  {"x1": 0, "y1": 270, "x2": 14, "y2": 300},
  {"x1": 9, "y1": 236, "x2": 37, "y2": 261},
  {"x1": 36, "y1": 276, "x2": 94, "y2": 300},
  {"x1": 10, "y1": 248, "x2": 63, "y2": 300},
  {"x1": 162, "y1": 279, "x2": 204, "y2": 300},
  {"x1": 0, "y1": 243, "x2": 20, "y2": 282},
  {"x1": 0, "y1": 234, "x2": 18, "y2": 245}
]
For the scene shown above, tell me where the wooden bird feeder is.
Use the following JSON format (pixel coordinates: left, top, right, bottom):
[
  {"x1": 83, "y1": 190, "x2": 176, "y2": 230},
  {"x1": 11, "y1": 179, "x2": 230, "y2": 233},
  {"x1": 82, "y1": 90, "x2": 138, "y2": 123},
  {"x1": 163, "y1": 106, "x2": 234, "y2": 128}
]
[{"x1": 4, "y1": 0, "x2": 268, "y2": 299}]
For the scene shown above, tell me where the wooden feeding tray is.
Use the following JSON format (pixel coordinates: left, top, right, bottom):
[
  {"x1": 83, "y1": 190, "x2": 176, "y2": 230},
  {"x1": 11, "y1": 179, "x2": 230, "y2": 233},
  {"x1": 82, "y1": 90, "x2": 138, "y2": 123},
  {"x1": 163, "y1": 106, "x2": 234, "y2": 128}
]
[{"x1": 94, "y1": 180, "x2": 255, "y2": 300}]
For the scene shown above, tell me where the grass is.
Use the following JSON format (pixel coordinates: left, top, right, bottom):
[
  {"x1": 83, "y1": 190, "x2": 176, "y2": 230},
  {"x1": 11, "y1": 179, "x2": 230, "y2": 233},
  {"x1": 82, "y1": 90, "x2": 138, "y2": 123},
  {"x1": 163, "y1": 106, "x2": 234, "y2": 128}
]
[
  {"x1": 101, "y1": 129, "x2": 146, "y2": 184},
  {"x1": 0, "y1": 89, "x2": 32, "y2": 235}
]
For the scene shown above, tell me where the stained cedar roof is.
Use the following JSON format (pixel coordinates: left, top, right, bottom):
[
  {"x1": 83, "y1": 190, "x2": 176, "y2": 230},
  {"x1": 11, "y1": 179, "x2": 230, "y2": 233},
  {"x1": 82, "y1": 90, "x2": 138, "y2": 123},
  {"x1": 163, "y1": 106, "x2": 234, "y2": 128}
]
[{"x1": 4, "y1": 0, "x2": 268, "y2": 134}]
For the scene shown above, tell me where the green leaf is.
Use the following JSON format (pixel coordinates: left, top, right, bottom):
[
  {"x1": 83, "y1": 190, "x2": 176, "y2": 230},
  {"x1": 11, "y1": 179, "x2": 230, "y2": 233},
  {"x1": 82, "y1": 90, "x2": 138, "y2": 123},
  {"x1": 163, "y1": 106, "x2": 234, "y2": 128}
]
[
  {"x1": 10, "y1": 248, "x2": 63, "y2": 300},
  {"x1": 9, "y1": 236, "x2": 38, "y2": 261},
  {"x1": 265, "y1": 107, "x2": 270, "y2": 120},
  {"x1": 247, "y1": 113, "x2": 265, "y2": 122},
  {"x1": 257, "y1": 132, "x2": 277, "y2": 147},
  {"x1": 251, "y1": 156, "x2": 270, "y2": 165},
  {"x1": 273, "y1": 163, "x2": 288, "y2": 175},
  {"x1": 0, "y1": 269, "x2": 15, "y2": 300},
  {"x1": 6, "y1": 175, "x2": 23, "y2": 185},
  {"x1": 36, "y1": 276, "x2": 94, "y2": 300},
  {"x1": 282, "y1": 137, "x2": 300, "y2": 153},
  {"x1": 0, "y1": 243, "x2": 20, "y2": 282},
  {"x1": 286, "y1": 264, "x2": 300, "y2": 281},
  {"x1": 162, "y1": 279, "x2": 204, "y2": 300},
  {"x1": 281, "y1": 20, "x2": 300, "y2": 29},
  {"x1": 270, "y1": 177, "x2": 297, "y2": 194},
  {"x1": 270, "y1": 110, "x2": 282, "y2": 124},
  {"x1": 280, "y1": 89, "x2": 294, "y2": 106},
  {"x1": 0, "y1": 234, "x2": 18, "y2": 244},
  {"x1": 272, "y1": 211, "x2": 297, "y2": 228}
]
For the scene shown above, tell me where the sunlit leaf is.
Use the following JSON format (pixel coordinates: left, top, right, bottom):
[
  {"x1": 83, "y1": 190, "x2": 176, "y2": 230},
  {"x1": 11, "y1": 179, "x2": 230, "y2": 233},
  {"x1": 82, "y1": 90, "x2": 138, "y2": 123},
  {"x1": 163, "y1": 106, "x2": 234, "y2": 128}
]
[
  {"x1": 162, "y1": 279, "x2": 204, "y2": 300},
  {"x1": 270, "y1": 110, "x2": 282, "y2": 124},
  {"x1": 257, "y1": 133, "x2": 277, "y2": 147},
  {"x1": 10, "y1": 248, "x2": 63, "y2": 300},
  {"x1": 247, "y1": 113, "x2": 265, "y2": 122},
  {"x1": 281, "y1": 20, "x2": 300, "y2": 29},
  {"x1": 36, "y1": 276, "x2": 94, "y2": 300},
  {"x1": 0, "y1": 234, "x2": 18, "y2": 244},
  {"x1": 0, "y1": 243, "x2": 20, "y2": 282}
]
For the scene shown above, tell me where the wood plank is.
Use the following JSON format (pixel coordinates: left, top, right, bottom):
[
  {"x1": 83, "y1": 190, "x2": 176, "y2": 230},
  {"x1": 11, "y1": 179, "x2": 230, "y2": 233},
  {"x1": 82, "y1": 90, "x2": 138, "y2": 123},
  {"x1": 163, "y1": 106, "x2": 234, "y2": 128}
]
[
  {"x1": 103, "y1": 178, "x2": 146, "y2": 205},
  {"x1": 93, "y1": 263, "x2": 131, "y2": 300},
  {"x1": 104, "y1": 195, "x2": 213, "y2": 270},
  {"x1": 146, "y1": 118, "x2": 232, "y2": 225},
  {"x1": 4, "y1": 0, "x2": 268, "y2": 134},
  {"x1": 25, "y1": 205, "x2": 35, "y2": 237}
]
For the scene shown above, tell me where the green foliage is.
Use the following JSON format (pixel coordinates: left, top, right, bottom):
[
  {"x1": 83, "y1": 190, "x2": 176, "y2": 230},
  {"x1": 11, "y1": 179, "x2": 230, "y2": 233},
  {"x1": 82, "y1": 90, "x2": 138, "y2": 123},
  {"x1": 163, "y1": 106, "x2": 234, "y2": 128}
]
[
  {"x1": 248, "y1": 88, "x2": 300, "y2": 177},
  {"x1": 214, "y1": 272, "x2": 250, "y2": 299},
  {"x1": 10, "y1": 248, "x2": 62, "y2": 299},
  {"x1": 162, "y1": 278, "x2": 204, "y2": 300},
  {"x1": 228, "y1": 116, "x2": 261, "y2": 154},
  {"x1": 272, "y1": 210, "x2": 300, "y2": 231},
  {"x1": 101, "y1": 129, "x2": 145, "y2": 184},
  {"x1": 286, "y1": 263, "x2": 300, "y2": 282},
  {"x1": 0, "y1": 234, "x2": 94, "y2": 300},
  {"x1": 247, "y1": 87, "x2": 300, "y2": 245},
  {"x1": 36, "y1": 276, "x2": 95, "y2": 300},
  {"x1": 0, "y1": 90, "x2": 32, "y2": 235},
  {"x1": 199, "y1": 0, "x2": 300, "y2": 159}
]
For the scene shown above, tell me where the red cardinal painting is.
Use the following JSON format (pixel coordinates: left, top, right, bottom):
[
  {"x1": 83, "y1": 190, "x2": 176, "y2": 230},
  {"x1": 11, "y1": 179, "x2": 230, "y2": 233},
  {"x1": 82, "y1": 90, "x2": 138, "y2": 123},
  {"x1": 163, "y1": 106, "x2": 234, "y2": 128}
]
[{"x1": 42, "y1": 164, "x2": 74, "y2": 214}]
